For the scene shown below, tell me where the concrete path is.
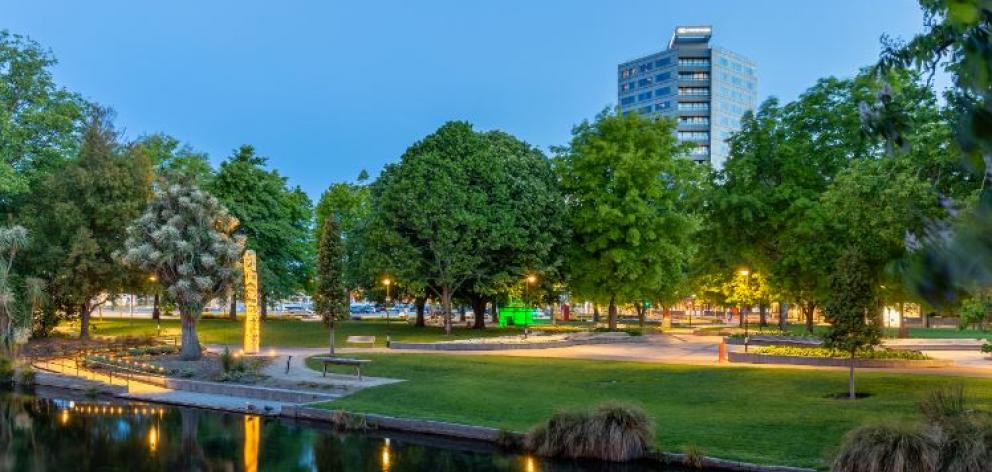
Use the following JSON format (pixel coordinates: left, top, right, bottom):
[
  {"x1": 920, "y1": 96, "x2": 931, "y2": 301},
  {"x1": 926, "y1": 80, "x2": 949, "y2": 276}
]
[
  {"x1": 120, "y1": 384, "x2": 287, "y2": 415},
  {"x1": 247, "y1": 335, "x2": 992, "y2": 379}
]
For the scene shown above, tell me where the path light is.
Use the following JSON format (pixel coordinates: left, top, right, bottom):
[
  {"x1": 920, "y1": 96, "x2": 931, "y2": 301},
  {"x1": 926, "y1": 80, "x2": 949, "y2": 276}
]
[{"x1": 382, "y1": 277, "x2": 392, "y2": 329}]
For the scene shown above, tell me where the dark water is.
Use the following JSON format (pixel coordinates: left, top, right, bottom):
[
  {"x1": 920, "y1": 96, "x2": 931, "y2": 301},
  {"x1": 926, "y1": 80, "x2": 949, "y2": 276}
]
[{"x1": 0, "y1": 387, "x2": 693, "y2": 471}]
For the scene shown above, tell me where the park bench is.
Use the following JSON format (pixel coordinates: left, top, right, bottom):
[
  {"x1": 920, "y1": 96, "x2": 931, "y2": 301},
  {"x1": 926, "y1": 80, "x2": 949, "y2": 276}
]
[
  {"x1": 345, "y1": 335, "x2": 376, "y2": 348},
  {"x1": 312, "y1": 356, "x2": 372, "y2": 380}
]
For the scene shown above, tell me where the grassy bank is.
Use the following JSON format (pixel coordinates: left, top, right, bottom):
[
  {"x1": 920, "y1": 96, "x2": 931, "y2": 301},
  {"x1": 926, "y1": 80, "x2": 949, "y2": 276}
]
[
  {"x1": 63, "y1": 318, "x2": 524, "y2": 348},
  {"x1": 307, "y1": 353, "x2": 992, "y2": 469}
]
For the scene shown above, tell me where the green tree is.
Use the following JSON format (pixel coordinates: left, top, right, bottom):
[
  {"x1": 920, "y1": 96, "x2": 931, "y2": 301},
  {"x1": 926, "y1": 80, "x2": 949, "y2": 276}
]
[
  {"x1": 22, "y1": 108, "x2": 152, "y2": 338},
  {"x1": 210, "y1": 145, "x2": 313, "y2": 319},
  {"x1": 363, "y1": 122, "x2": 564, "y2": 334},
  {"x1": 822, "y1": 248, "x2": 882, "y2": 400},
  {"x1": 0, "y1": 30, "x2": 86, "y2": 210},
  {"x1": 315, "y1": 216, "x2": 348, "y2": 354},
  {"x1": 555, "y1": 109, "x2": 697, "y2": 330},
  {"x1": 0, "y1": 226, "x2": 28, "y2": 358},
  {"x1": 133, "y1": 133, "x2": 213, "y2": 185},
  {"x1": 122, "y1": 179, "x2": 242, "y2": 360}
]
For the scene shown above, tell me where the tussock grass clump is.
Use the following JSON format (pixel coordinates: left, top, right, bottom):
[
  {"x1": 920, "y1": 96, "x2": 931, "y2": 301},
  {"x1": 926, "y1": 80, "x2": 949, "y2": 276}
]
[
  {"x1": 832, "y1": 423, "x2": 937, "y2": 472},
  {"x1": 525, "y1": 403, "x2": 653, "y2": 462},
  {"x1": 833, "y1": 385, "x2": 992, "y2": 472}
]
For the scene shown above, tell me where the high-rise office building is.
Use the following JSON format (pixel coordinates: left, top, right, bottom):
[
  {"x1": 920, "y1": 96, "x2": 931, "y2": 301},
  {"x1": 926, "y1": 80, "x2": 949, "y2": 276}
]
[{"x1": 617, "y1": 26, "x2": 757, "y2": 168}]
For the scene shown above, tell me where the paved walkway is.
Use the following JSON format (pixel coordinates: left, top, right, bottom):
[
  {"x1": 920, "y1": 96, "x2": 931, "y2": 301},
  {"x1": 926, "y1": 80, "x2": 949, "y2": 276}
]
[{"x1": 246, "y1": 334, "x2": 992, "y2": 379}]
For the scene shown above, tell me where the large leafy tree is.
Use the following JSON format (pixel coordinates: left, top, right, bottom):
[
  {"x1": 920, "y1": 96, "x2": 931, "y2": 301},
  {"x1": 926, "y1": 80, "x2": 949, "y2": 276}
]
[
  {"x1": 22, "y1": 108, "x2": 152, "y2": 338},
  {"x1": 210, "y1": 145, "x2": 313, "y2": 319},
  {"x1": 122, "y1": 180, "x2": 242, "y2": 360},
  {"x1": 555, "y1": 109, "x2": 698, "y2": 330},
  {"x1": 0, "y1": 30, "x2": 86, "y2": 211},
  {"x1": 363, "y1": 122, "x2": 564, "y2": 334},
  {"x1": 875, "y1": 0, "x2": 992, "y2": 305}
]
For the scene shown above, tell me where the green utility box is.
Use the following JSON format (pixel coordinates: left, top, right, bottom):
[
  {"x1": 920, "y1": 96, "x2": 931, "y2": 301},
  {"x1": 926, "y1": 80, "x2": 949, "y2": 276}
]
[{"x1": 498, "y1": 305, "x2": 547, "y2": 327}]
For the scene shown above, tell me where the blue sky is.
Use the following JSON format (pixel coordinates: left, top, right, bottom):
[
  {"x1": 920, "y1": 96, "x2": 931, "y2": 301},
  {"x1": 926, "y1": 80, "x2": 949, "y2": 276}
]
[{"x1": 6, "y1": 1, "x2": 931, "y2": 199}]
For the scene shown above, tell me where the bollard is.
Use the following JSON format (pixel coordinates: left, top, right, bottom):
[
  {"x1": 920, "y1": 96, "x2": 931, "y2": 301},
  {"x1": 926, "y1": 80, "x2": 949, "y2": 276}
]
[{"x1": 718, "y1": 339, "x2": 727, "y2": 363}]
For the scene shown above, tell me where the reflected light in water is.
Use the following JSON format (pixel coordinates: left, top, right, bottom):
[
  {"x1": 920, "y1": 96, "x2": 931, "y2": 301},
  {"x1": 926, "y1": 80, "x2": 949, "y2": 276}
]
[
  {"x1": 59, "y1": 409, "x2": 69, "y2": 426},
  {"x1": 525, "y1": 455, "x2": 538, "y2": 472},
  {"x1": 244, "y1": 415, "x2": 260, "y2": 472},
  {"x1": 148, "y1": 426, "x2": 159, "y2": 453}
]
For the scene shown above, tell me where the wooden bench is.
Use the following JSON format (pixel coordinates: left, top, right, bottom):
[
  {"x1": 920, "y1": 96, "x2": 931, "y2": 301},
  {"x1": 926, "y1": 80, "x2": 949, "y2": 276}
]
[
  {"x1": 312, "y1": 356, "x2": 372, "y2": 380},
  {"x1": 346, "y1": 335, "x2": 376, "y2": 348}
]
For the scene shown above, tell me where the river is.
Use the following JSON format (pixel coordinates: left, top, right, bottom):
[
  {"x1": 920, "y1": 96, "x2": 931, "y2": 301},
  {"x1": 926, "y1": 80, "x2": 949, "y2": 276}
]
[{"x1": 0, "y1": 387, "x2": 696, "y2": 471}]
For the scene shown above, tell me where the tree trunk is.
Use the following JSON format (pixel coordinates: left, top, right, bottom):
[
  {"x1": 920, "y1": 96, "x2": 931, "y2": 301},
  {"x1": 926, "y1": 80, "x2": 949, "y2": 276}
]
[
  {"x1": 849, "y1": 350, "x2": 857, "y2": 400},
  {"x1": 228, "y1": 292, "x2": 237, "y2": 320},
  {"x1": 608, "y1": 296, "x2": 618, "y2": 331},
  {"x1": 441, "y1": 287, "x2": 453, "y2": 335},
  {"x1": 759, "y1": 304, "x2": 768, "y2": 327},
  {"x1": 414, "y1": 296, "x2": 426, "y2": 327},
  {"x1": 492, "y1": 301, "x2": 499, "y2": 325},
  {"x1": 898, "y1": 301, "x2": 908, "y2": 338},
  {"x1": 778, "y1": 302, "x2": 788, "y2": 331},
  {"x1": 79, "y1": 303, "x2": 91, "y2": 340},
  {"x1": 593, "y1": 304, "x2": 600, "y2": 323},
  {"x1": 471, "y1": 296, "x2": 486, "y2": 329},
  {"x1": 738, "y1": 307, "x2": 745, "y2": 328},
  {"x1": 636, "y1": 303, "x2": 645, "y2": 328},
  {"x1": 459, "y1": 305, "x2": 466, "y2": 323},
  {"x1": 152, "y1": 293, "x2": 161, "y2": 321},
  {"x1": 179, "y1": 310, "x2": 202, "y2": 360},
  {"x1": 803, "y1": 302, "x2": 816, "y2": 334},
  {"x1": 328, "y1": 320, "x2": 336, "y2": 355},
  {"x1": 260, "y1": 293, "x2": 268, "y2": 321}
]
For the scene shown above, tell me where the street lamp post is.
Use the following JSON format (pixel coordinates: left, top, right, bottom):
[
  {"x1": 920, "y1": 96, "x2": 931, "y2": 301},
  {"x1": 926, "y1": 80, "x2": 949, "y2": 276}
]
[
  {"x1": 738, "y1": 269, "x2": 754, "y2": 352},
  {"x1": 524, "y1": 274, "x2": 537, "y2": 338},
  {"x1": 383, "y1": 278, "x2": 392, "y2": 328},
  {"x1": 150, "y1": 275, "x2": 160, "y2": 336}
]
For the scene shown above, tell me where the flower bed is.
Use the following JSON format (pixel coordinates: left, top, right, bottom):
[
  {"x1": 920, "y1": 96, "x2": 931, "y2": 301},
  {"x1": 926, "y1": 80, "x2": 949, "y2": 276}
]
[{"x1": 752, "y1": 346, "x2": 930, "y2": 360}]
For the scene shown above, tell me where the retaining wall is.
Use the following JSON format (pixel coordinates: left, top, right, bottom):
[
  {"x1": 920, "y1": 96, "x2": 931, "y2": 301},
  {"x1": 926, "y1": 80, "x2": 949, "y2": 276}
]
[{"x1": 729, "y1": 351, "x2": 953, "y2": 368}]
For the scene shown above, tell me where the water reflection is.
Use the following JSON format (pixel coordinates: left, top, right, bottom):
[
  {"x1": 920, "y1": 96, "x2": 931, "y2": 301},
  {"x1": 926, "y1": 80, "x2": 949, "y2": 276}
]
[{"x1": 0, "y1": 387, "x2": 693, "y2": 471}]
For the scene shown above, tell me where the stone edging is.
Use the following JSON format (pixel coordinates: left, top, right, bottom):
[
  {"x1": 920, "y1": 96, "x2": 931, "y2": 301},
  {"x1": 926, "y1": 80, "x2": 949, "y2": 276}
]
[
  {"x1": 389, "y1": 335, "x2": 647, "y2": 351},
  {"x1": 136, "y1": 376, "x2": 341, "y2": 403},
  {"x1": 282, "y1": 406, "x2": 815, "y2": 472},
  {"x1": 652, "y1": 452, "x2": 816, "y2": 472},
  {"x1": 282, "y1": 405, "x2": 506, "y2": 441},
  {"x1": 729, "y1": 351, "x2": 954, "y2": 368}
]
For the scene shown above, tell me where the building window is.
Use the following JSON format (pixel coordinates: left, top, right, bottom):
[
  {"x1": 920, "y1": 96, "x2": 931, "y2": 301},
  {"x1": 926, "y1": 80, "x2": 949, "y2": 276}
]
[
  {"x1": 638, "y1": 106, "x2": 652, "y2": 114},
  {"x1": 678, "y1": 102, "x2": 709, "y2": 111},
  {"x1": 691, "y1": 145, "x2": 710, "y2": 156},
  {"x1": 620, "y1": 96, "x2": 636, "y2": 106},
  {"x1": 655, "y1": 72, "x2": 671, "y2": 82},
  {"x1": 655, "y1": 57, "x2": 671, "y2": 68},
  {"x1": 620, "y1": 82, "x2": 632, "y2": 92},
  {"x1": 637, "y1": 78, "x2": 651, "y2": 87},
  {"x1": 639, "y1": 62, "x2": 654, "y2": 73},
  {"x1": 680, "y1": 116, "x2": 710, "y2": 125},
  {"x1": 678, "y1": 87, "x2": 709, "y2": 96},
  {"x1": 637, "y1": 91, "x2": 652, "y2": 101},
  {"x1": 679, "y1": 71, "x2": 709, "y2": 80},
  {"x1": 678, "y1": 131, "x2": 710, "y2": 140},
  {"x1": 678, "y1": 58, "x2": 710, "y2": 67},
  {"x1": 654, "y1": 87, "x2": 671, "y2": 97}
]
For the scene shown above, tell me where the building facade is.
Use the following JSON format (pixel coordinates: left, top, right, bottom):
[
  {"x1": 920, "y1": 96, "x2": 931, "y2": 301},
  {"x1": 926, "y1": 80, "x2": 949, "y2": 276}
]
[{"x1": 617, "y1": 26, "x2": 757, "y2": 168}]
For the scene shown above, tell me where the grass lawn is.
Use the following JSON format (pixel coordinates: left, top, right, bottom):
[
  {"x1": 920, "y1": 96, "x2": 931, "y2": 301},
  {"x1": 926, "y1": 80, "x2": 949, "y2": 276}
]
[
  {"x1": 307, "y1": 353, "x2": 992, "y2": 470},
  {"x1": 65, "y1": 318, "x2": 524, "y2": 348}
]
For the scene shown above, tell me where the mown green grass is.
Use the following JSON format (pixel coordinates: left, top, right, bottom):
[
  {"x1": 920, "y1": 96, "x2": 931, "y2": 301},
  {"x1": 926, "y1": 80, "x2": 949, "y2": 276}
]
[
  {"x1": 70, "y1": 318, "x2": 524, "y2": 348},
  {"x1": 307, "y1": 353, "x2": 992, "y2": 470}
]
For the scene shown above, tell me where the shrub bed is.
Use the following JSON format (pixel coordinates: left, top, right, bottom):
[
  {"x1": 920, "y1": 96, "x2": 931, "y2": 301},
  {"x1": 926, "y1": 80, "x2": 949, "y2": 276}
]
[{"x1": 753, "y1": 346, "x2": 929, "y2": 360}]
